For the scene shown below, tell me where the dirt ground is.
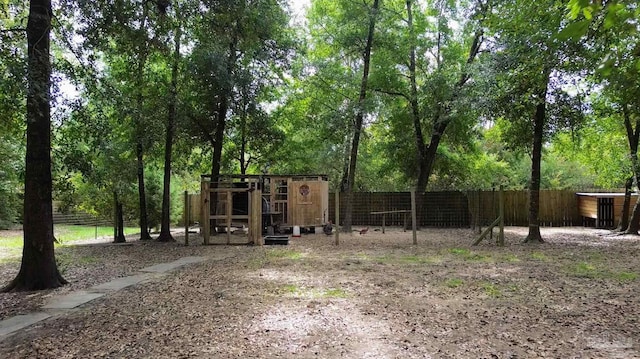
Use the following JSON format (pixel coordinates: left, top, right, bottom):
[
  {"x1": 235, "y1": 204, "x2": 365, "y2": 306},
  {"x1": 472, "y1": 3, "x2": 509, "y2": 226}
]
[{"x1": 1, "y1": 226, "x2": 640, "y2": 358}]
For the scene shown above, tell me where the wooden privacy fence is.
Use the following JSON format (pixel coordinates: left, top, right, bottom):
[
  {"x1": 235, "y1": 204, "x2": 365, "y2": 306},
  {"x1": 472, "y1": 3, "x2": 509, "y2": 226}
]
[
  {"x1": 467, "y1": 190, "x2": 580, "y2": 227},
  {"x1": 186, "y1": 190, "x2": 586, "y2": 228},
  {"x1": 326, "y1": 190, "x2": 582, "y2": 228}
]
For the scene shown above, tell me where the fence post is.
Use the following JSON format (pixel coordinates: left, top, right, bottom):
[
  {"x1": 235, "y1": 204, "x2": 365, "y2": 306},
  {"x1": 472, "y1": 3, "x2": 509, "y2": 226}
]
[
  {"x1": 335, "y1": 191, "x2": 340, "y2": 245},
  {"x1": 184, "y1": 191, "x2": 189, "y2": 246},
  {"x1": 498, "y1": 185, "x2": 504, "y2": 246},
  {"x1": 411, "y1": 189, "x2": 417, "y2": 245}
]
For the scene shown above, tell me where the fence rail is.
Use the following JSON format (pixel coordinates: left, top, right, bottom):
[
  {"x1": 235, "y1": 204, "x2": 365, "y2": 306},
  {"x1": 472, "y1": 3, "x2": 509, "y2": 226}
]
[{"x1": 185, "y1": 190, "x2": 592, "y2": 228}]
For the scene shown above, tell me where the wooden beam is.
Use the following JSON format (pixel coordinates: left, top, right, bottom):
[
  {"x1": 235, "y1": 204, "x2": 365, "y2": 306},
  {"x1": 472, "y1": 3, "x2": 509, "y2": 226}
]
[{"x1": 473, "y1": 217, "x2": 500, "y2": 246}]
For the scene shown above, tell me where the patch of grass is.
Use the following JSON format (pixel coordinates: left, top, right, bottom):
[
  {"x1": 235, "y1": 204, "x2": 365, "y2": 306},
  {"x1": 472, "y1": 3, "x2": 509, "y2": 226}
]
[
  {"x1": 0, "y1": 225, "x2": 138, "y2": 250},
  {"x1": 0, "y1": 254, "x2": 21, "y2": 264},
  {"x1": 530, "y1": 252, "x2": 548, "y2": 261},
  {"x1": 373, "y1": 255, "x2": 393, "y2": 264},
  {"x1": 568, "y1": 262, "x2": 638, "y2": 282},
  {"x1": 55, "y1": 225, "x2": 137, "y2": 244},
  {"x1": 266, "y1": 249, "x2": 303, "y2": 260},
  {"x1": 449, "y1": 248, "x2": 470, "y2": 256},
  {"x1": 449, "y1": 247, "x2": 490, "y2": 262},
  {"x1": 481, "y1": 282, "x2": 501, "y2": 298},
  {"x1": 573, "y1": 262, "x2": 597, "y2": 277},
  {"x1": 610, "y1": 271, "x2": 637, "y2": 282},
  {"x1": 445, "y1": 278, "x2": 464, "y2": 288},
  {"x1": 322, "y1": 288, "x2": 348, "y2": 298},
  {"x1": 282, "y1": 284, "x2": 300, "y2": 294},
  {"x1": 0, "y1": 237, "x2": 23, "y2": 249}
]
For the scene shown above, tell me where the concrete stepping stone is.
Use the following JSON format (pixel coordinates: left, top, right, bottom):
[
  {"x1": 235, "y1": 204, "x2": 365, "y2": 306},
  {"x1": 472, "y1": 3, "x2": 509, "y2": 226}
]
[
  {"x1": 42, "y1": 291, "x2": 105, "y2": 310},
  {"x1": 139, "y1": 256, "x2": 207, "y2": 273},
  {"x1": 90, "y1": 273, "x2": 158, "y2": 292},
  {"x1": 0, "y1": 312, "x2": 51, "y2": 337}
]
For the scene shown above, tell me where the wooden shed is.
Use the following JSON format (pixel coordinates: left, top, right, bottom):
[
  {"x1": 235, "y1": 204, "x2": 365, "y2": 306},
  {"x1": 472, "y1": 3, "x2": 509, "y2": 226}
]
[
  {"x1": 201, "y1": 174, "x2": 329, "y2": 235},
  {"x1": 576, "y1": 192, "x2": 638, "y2": 228}
]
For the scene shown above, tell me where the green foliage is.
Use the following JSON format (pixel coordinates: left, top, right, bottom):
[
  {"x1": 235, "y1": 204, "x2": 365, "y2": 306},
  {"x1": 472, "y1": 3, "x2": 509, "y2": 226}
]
[
  {"x1": 0, "y1": 136, "x2": 23, "y2": 228},
  {"x1": 144, "y1": 169, "x2": 163, "y2": 231}
]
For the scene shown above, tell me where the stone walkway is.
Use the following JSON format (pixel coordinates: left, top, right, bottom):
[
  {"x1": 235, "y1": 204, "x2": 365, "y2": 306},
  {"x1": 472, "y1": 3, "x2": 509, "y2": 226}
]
[{"x1": 0, "y1": 256, "x2": 209, "y2": 340}]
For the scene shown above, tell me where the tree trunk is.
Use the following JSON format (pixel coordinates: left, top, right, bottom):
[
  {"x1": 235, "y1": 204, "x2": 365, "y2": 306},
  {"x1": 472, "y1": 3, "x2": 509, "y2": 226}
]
[
  {"x1": 136, "y1": 142, "x2": 152, "y2": 240},
  {"x1": 114, "y1": 192, "x2": 126, "y2": 243},
  {"x1": 618, "y1": 176, "x2": 633, "y2": 231},
  {"x1": 523, "y1": 74, "x2": 550, "y2": 244},
  {"x1": 158, "y1": 12, "x2": 182, "y2": 243},
  {"x1": 406, "y1": 0, "x2": 427, "y2": 195},
  {"x1": 622, "y1": 104, "x2": 640, "y2": 234},
  {"x1": 211, "y1": 97, "x2": 227, "y2": 180},
  {"x1": 342, "y1": 0, "x2": 379, "y2": 232},
  {"x1": 210, "y1": 38, "x2": 238, "y2": 179},
  {"x1": 240, "y1": 112, "x2": 247, "y2": 176},
  {"x1": 135, "y1": 6, "x2": 152, "y2": 241},
  {"x1": 339, "y1": 134, "x2": 351, "y2": 193},
  {"x1": 3, "y1": 0, "x2": 67, "y2": 292}
]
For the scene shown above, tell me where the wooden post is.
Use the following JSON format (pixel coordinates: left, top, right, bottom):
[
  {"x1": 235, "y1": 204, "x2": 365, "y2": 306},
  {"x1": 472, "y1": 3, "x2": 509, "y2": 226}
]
[
  {"x1": 250, "y1": 189, "x2": 263, "y2": 246},
  {"x1": 411, "y1": 189, "x2": 417, "y2": 245},
  {"x1": 184, "y1": 191, "x2": 189, "y2": 246},
  {"x1": 382, "y1": 214, "x2": 385, "y2": 234},
  {"x1": 201, "y1": 179, "x2": 210, "y2": 245},
  {"x1": 498, "y1": 185, "x2": 505, "y2": 246},
  {"x1": 403, "y1": 212, "x2": 408, "y2": 232},
  {"x1": 225, "y1": 189, "x2": 232, "y2": 245},
  {"x1": 476, "y1": 190, "x2": 481, "y2": 234},
  {"x1": 248, "y1": 189, "x2": 253, "y2": 244},
  {"x1": 335, "y1": 191, "x2": 339, "y2": 245}
]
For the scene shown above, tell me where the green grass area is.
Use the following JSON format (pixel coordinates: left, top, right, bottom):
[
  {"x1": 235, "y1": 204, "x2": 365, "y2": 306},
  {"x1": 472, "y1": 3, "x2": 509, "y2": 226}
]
[
  {"x1": 266, "y1": 249, "x2": 304, "y2": 260},
  {"x1": 480, "y1": 282, "x2": 502, "y2": 298},
  {"x1": 0, "y1": 225, "x2": 137, "y2": 264},
  {"x1": 0, "y1": 225, "x2": 138, "y2": 248},
  {"x1": 530, "y1": 252, "x2": 549, "y2": 261},
  {"x1": 567, "y1": 261, "x2": 638, "y2": 282},
  {"x1": 322, "y1": 288, "x2": 349, "y2": 298},
  {"x1": 449, "y1": 248, "x2": 490, "y2": 262},
  {"x1": 445, "y1": 278, "x2": 464, "y2": 288}
]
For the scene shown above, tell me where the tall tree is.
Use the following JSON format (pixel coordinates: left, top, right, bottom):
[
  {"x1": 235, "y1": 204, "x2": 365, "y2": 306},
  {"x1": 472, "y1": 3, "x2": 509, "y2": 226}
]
[
  {"x1": 484, "y1": 0, "x2": 585, "y2": 243},
  {"x1": 132, "y1": 4, "x2": 153, "y2": 240},
  {"x1": 341, "y1": 0, "x2": 380, "y2": 232},
  {"x1": 157, "y1": 2, "x2": 182, "y2": 243},
  {"x1": 3, "y1": 0, "x2": 67, "y2": 291}
]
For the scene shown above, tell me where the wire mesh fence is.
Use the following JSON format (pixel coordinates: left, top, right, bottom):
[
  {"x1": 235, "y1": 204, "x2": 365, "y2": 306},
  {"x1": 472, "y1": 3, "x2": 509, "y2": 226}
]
[{"x1": 186, "y1": 189, "x2": 586, "y2": 229}]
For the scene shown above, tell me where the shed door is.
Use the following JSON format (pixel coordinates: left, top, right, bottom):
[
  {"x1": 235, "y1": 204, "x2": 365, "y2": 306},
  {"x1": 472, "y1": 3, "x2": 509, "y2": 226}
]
[{"x1": 289, "y1": 180, "x2": 328, "y2": 227}]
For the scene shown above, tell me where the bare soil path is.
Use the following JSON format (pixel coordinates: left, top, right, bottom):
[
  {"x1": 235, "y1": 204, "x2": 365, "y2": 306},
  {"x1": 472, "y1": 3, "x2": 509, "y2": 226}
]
[{"x1": 1, "y1": 227, "x2": 639, "y2": 358}]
